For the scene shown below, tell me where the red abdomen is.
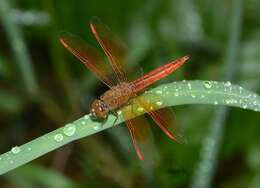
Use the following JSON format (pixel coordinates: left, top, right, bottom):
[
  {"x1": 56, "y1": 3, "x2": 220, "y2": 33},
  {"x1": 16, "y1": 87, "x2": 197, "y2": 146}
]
[{"x1": 131, "y1": 56, "x2": 189, "y2": 93}]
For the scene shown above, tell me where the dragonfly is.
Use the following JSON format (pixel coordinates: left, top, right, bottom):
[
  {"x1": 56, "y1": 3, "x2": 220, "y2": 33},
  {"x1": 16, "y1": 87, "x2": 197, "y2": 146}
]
[{"x1": 60, "y1": 18, "x2": 189, "y2": 160}]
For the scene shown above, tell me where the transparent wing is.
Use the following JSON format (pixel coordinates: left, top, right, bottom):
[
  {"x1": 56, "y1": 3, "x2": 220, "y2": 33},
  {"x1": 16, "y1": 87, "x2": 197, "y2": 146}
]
[
  {"x1": 90, "y1": 17, "x2": 128, "y2": 83},
  {"x1": 135, "y1": 95, "x2": 186, "y2": 144},
  {"x1": 122, "y1": 107, "x2": 155, "y2": 160},
  {"x1": 148, "y1": 108, "x2": 186, "y2": 143},
  {"x1": 60, "y1": 32, "x2": 116, "y2": 88}
]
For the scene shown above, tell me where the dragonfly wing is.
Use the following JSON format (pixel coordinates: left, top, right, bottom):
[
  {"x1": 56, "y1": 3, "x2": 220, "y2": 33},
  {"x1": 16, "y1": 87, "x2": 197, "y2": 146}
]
[
  {"x1": 148, "y1": 108, "x2": 186, "y2": 143},
  {"x1": 60, "y1": 32, "x2": 116, "y2": 88},
  {"x1": 135, "y1": 96, "x2": 186, "y2": 144},
  {"x1": 90, "y1": 17, "x2": 128, "y2": 83},
  {"x1": 122, "y1": 108, "x2": 155, "y2": 160}
]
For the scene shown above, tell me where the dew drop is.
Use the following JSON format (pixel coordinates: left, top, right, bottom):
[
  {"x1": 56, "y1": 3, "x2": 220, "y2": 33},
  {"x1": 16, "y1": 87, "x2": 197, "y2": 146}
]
[
  {"x1": 174, "y1": 92, "x2": 179, "y2": 96},
  {"x1": 93, "y1": 125, "x2": 100, "y2": 130},
  {"x1": 187, "y1": 83, "x2": 192, "y2": 89},
  {"x1": 156, "y1": 101, "x2": 163, "y2": 106},
  {"x1": 54, "y1": 134, "x2": 63, "y2": 142},
  {"x1": 81, "y1": 121, "x2": 86, "y2": 125},
  {"x1": 63, "y1": 123, "x2": 76, "y2": 137},
  {"x1": 156, "y1": 90, "x2": 163, "y2": 94},
  {"x1": 214, "y1": 101, "x2": 218, "y2": 105},
  {"x1": 224, "y1": 81, "x2": 231, "y2": 87},
  {"x1": 117, "y1": 110, "x2": 122, "y2": 115},
  {"x1": 239, "y1": 87, "x2": 243, "y2": 94},
  {"x1": 203, "y1": 81, "x2": 212, "y2": 89},
  {"x1": 11, "y1": 146, "x2": 21, "y2": 154},
  {"x1": 191, "y1": 94, "x2": 196, "y2": 98},
  {"x1": 242, "y1": 103, "x2": 248, "y2": 109},
  {"x1": 28, "y1": 147, "x2": 32, "y2": 151},
  {"x1": 84, "y1": 115, "x2": 89, "y2": 120}
]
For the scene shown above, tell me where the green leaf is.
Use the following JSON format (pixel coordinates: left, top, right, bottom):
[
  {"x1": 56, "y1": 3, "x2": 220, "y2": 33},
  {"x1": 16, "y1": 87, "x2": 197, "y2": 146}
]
[
  {"x1": 6, "y1": 164, "x2": 77, "y2": 188},
  {"x1": 0, "y1": 80, "x2": 259, "y2": 175}
]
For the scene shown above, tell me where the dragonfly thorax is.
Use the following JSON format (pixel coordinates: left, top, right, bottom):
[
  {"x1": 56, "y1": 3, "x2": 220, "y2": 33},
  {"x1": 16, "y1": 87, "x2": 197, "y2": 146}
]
[{"x1": 90, "y1": 99, "x2": 109, "y2": 119}]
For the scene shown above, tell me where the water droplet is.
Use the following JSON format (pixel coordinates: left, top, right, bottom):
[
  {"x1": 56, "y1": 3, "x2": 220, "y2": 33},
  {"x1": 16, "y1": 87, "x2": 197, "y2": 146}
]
[
  {"x1": 84, "y1": 115, "x2": 89, "y2": 120},
  {"x1": 239, "y1": 87, "x2": 243, "y2": 94},
  {"x1": 182, "y1": 80, "x2": 186, "y2": 83},
  {"x1": 137, "y1": 107, "x2": 144, "y2": 112},
  {"x1": 11, "y1": 146, "x2": 21, "y2": 154},
  {"x1": 214, "y1": 101, "x2": 218, "y2": 105},
  {"x1": 201, "y1": 95, "x2": 205, "y2": 98},
  {"x1": 156, "y1": 101, "x2": 163, "y2": 106},
  {"x1": 117, "y1": 110, "x2": 122, "y2": 115},
  {"x1": 81, "y1": 121, "x2": 86, "y2": 125},
  {"x1": 191, "y1": 94, "x2": 196, "y2": 98},
  {"x1": 54, "y1": 134, "x2": 63, "y2": 142},
  {"x1": 242, "y1": 103, "x2": 248, "y2": 109},
  {"x1": 203, "y1": 81, "x2": 212, "y2": 89},
  {"x1": 93, "y1": 126, "x2": 100, "y2": 130},
  {"x1": 224, "y1": 81, "x2": 231, "y2": 87},
  {"x1": 63, "y1": 123, "x2": 76, "y2": 137},
  {"x1": 174, "y1": 92, "x2": 179, "y2": 96},
  {"x1": 187, "y1": 83, "x2": 192, "y2": 89},
  {"x1": 156, "y1": 90, "x2": 163, "y2": 94},
  {"x1": 28, "y1": 147, "x2": 32, "y2": 151}
]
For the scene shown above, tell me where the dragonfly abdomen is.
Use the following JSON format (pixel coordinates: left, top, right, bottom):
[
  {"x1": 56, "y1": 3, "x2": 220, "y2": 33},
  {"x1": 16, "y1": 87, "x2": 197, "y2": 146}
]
[{"x1": 131, "y1": 56, "x2": 189, "y2": 93}]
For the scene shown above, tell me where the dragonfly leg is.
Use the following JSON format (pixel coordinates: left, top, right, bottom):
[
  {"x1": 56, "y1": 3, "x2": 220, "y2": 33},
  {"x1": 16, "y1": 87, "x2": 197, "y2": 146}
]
[
  {"x1": 130, "y1": 100, "x2": 140, "y2": 116},
  {"x1": 111, "y1": 111, "x2": 118, "y2": 127}
]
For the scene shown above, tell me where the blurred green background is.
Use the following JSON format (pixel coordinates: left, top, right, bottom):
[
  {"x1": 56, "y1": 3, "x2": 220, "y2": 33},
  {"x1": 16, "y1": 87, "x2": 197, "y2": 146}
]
[{"x1": 0, "y1": 0, "x2": 259, "y2": 187}]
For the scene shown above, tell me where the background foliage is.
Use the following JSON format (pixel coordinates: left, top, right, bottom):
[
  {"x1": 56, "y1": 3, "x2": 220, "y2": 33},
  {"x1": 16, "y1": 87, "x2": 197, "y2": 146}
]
[{"x1": 0, "y1": 0, "x2": 259, "y2": 187}]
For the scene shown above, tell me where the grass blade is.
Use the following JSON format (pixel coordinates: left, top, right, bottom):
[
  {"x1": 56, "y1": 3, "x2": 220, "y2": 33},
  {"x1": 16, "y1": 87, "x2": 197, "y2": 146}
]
[{"x1": 0, "y1": 80, "x2": 259, "y2": 175}]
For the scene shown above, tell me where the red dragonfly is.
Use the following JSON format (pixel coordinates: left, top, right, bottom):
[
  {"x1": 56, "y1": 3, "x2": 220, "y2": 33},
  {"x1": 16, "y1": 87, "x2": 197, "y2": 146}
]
[{"x1": 60, "y1": 18, "x2": 189, "y2": 160}]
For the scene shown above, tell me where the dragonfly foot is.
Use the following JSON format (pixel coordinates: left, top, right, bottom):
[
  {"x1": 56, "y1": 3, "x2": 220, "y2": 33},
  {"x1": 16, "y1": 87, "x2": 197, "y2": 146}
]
[{"x1": 111, "y1": 111, "x2": 118, "y2": 127}]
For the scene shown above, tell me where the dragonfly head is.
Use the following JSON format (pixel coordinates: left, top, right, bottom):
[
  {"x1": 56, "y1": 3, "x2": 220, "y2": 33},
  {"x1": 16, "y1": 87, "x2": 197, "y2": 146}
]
[{"x1": 90, "y1": 99, "x2": 109, "y2": 120}]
